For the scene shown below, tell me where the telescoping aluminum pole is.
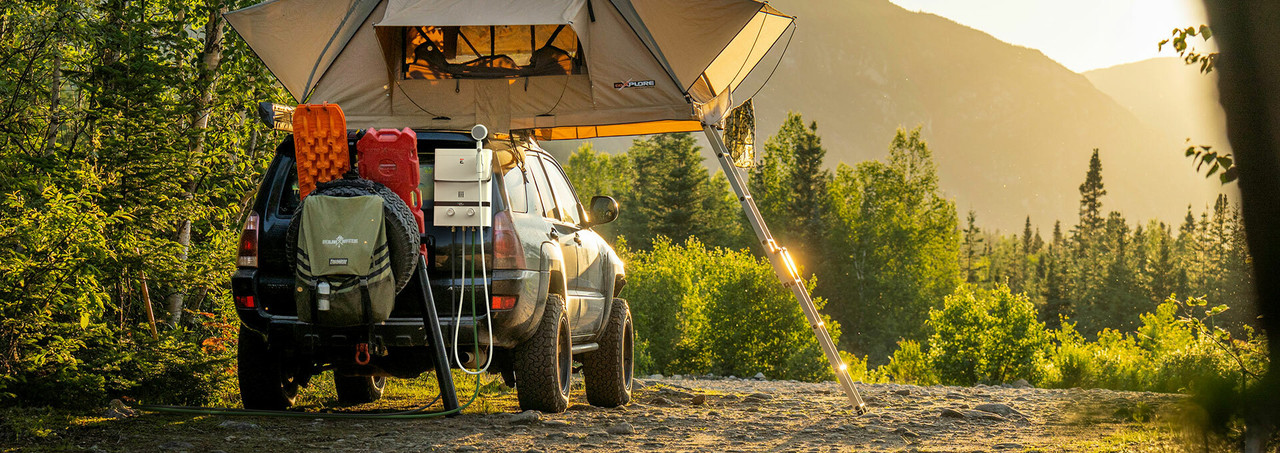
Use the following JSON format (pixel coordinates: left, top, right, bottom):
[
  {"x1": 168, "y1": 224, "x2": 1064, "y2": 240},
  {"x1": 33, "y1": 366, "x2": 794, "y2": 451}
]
[{"x1": 703, "y1": 124, "x2": 868, "y2": 415}]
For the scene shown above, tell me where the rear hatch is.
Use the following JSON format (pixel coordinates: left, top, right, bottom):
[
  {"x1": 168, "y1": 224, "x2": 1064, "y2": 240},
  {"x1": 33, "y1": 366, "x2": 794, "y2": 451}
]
[{"x1": 255, "y1": 131, "x2": 502, "y2": 319}]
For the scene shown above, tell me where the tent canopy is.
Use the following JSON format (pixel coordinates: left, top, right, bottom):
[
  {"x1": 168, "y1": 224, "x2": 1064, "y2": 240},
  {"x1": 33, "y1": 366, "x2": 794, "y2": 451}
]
[{"x1": 225, "y1": 0, "x2": 794, "y2": 139}]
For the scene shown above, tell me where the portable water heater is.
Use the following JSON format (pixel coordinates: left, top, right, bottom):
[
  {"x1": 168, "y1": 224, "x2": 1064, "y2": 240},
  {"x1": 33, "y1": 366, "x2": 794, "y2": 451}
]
[{"x1": 433, "y1": 125, "x2": 493, "y2": 228}]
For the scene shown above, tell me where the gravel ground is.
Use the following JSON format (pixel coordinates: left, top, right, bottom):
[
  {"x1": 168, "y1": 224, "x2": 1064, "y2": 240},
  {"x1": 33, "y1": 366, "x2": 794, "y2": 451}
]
[{"x1": 16, "y1": 377, "x2": 1189, "y2": 452}]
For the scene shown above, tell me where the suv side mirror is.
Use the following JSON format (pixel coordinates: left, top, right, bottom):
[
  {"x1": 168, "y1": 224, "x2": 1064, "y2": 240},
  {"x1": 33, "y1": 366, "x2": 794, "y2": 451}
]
[{"x1": 586, "y1": 196, "x2": 619, "y2": 227}]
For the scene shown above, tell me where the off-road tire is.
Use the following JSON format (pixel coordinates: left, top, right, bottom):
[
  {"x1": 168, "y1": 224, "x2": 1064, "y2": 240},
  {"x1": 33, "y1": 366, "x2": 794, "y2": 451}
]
[
  {"x1": 237, "y1": 326, "x2": 299, "y2": 410},
  {"x1": 286, "y1": 177, "x2": 420, "y2": 293},
  {"x1": 582, "y1": 298, "x2": 633, "y2": 407},
  {"x1": 334, "y1": 374, "x2": 387, "y2": 405},
  {"x1": 513, "y1": 294, "x2": 572, "y2": 413}
]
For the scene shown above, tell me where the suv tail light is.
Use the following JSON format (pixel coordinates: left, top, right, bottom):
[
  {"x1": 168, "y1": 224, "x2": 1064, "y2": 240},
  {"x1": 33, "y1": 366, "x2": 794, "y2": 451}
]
[
  {"x1": 237, "y1": 212, "x2": 259, "y2": 267},
  {"x1": 492, "y1": 210, "x2": 525, "y2": 269},
  {"x1": 235, "y1": 295, "x2": 256, "y2": 309}
]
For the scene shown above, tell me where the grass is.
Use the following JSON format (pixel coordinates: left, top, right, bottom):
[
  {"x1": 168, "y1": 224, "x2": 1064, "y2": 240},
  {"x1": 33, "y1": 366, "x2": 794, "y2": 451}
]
[{"x1": 1, "y1": 370, "x2": 521, "y2": 452}]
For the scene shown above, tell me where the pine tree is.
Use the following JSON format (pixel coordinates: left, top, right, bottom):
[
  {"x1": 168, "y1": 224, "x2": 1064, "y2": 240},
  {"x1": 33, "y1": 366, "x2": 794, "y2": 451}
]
[
  {"x1": 749, "y1": 112, "x2": 830, "y2": 262},
  {"x1": 1022, "y1": 216, "x2": 1034, "y2": 254},
  {"x1": 962, "y1": 210, "x2": 984, "y2": 283},
  {"x1": 621, "y1": 133, "x2": 724, "y2": 249},
  {"x1": 1078, "y1": 149, "x2": 1107, "y2": 236}
]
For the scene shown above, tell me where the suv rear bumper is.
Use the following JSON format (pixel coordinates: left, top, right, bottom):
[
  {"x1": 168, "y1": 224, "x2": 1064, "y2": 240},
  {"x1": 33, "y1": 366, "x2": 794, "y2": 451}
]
[{"x1": 233, "y1": 267, "x2": 548, "y2": 350}]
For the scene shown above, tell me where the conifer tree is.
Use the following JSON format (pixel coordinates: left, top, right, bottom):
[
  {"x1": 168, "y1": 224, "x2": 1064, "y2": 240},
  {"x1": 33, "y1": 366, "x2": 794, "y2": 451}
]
[
  {"x1": 1022, "y1": 216, "x2": 1034, "y2": 254},
  {"x1": 962, "y1": 210, "x2": 984, "y2": 283},
  {"x1": 749, "y1": 112, "x2": 830, "y2": 262},
  {"x1": 621, "y1": 133, "x2": 724, "y2": 249},
  {"x1": 1078, "y1": 149, "x2": 1107, "y2": 236}
]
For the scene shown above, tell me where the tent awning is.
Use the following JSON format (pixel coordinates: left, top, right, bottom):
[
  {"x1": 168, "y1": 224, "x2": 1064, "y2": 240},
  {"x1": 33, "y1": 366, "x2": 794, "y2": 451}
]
[{"x1": 224, "y1": 0, "x2": 381, "y2": 101}]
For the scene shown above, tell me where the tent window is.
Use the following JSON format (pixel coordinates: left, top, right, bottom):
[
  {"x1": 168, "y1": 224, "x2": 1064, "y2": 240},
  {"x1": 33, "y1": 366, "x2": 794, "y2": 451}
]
[{"x1": 403, "y1": 25, "x2": 585, "y2": 79}]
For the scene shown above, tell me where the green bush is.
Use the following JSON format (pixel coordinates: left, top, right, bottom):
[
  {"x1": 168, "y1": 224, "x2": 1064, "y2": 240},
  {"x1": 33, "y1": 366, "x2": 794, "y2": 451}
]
[
  {"x1": 622, "y1": 237, "x2": 851, "y2": 381},
  {"x1": 876, "y1": 340, "x2": 936, "y2": 385},
  {"x1": 927, "y1": 284, "x2": 1050, "y2": 385},
  {"x1": 1042, "y1": 296, "x2": 1268, "y2": 393}
]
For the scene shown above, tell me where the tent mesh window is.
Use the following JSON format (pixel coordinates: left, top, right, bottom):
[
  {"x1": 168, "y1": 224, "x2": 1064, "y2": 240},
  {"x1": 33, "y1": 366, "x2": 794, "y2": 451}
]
[{"x1": 403, "y1": 25, "x2": 585, "y2": 79}]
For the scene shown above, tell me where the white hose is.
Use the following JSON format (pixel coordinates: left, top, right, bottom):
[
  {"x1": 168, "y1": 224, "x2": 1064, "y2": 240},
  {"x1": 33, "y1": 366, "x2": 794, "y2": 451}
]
[{"x1": 452, "y1": 178, "x2": 494, "y2": 375}]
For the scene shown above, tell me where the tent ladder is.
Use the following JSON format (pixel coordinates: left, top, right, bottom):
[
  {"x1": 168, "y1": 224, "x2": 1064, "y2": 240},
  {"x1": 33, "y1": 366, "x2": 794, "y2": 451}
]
[{"x1": 703, "y1": 124, "x2": 868, "y2": 415}]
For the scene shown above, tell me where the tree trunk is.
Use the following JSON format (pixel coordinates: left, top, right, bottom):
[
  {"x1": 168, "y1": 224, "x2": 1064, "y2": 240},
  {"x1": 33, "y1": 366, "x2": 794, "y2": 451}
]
[
  {"x1": 166, "y1": 1, "x2": 227, "y2": 326},
  {"x1": 43, "y1": 47, "x2": 61, "y2": 156},
  {"x1": 1201, "y1": 1, "x2": 1280, "y2": 450}
]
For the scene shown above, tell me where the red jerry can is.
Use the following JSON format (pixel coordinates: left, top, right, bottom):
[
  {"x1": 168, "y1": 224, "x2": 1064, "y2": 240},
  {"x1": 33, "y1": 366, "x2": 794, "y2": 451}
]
[{"x1": 357, "y1": 128, "x2": 425, "y2": 234}]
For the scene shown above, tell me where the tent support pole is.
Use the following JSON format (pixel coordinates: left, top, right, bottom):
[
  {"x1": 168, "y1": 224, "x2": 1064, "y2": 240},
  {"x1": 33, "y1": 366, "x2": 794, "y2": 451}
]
[{"x1": 703, "y1": 124, "x2": 868, "y2": 415}]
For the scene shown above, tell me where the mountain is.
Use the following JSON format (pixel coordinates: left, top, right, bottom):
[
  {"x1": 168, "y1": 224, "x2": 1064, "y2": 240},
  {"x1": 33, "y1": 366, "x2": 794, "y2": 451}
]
[
  {"x1": 545, "y1": 0, "x2": 1229, "y2": 232},
  {"x1": 1084, "y1": 57, "x2": 1231, "y2": 156},
  {"x1": 745, "y1": 0, "x2": 1229, "y2": 232}
]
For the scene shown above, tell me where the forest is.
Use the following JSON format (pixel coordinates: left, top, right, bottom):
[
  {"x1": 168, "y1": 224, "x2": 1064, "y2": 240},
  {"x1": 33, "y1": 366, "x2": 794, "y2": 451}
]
[
  {"x1": 0, "y1": 0, "x2": 1264, "y2": 419},
  {"x1": 565, "y1": 114, "x2": 1264, "y2": 393}
]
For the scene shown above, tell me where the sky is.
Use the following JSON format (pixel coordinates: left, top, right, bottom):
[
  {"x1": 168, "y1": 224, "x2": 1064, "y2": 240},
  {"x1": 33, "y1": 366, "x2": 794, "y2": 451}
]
[{"x1": 885, "y1": 0, "x2": 1213, "y2": 72}]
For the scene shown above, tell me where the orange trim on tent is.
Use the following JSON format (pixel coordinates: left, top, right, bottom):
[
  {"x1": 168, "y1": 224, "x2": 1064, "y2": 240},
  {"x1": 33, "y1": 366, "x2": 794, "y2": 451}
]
[{"x1": 527, "y1": 120, "x2": 704, "y2": 140}]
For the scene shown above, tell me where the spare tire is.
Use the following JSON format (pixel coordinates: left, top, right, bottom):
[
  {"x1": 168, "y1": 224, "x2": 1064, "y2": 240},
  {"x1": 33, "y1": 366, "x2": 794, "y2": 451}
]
[{"x1": 287, "y1": 177, "x2": 420, "y2": 293}]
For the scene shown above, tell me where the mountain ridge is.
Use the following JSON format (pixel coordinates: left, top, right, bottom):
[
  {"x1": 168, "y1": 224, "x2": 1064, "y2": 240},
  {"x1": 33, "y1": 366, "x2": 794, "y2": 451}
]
[{"x1": 737, "y1": 0, "x2": 1229, "y2": 232}]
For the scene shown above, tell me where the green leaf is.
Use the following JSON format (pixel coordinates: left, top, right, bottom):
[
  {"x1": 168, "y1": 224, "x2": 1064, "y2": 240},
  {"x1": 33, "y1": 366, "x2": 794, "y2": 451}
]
[
  {"x1": 1208, "y1": 305, "x2": 1230, "y2": 316},
  {"x1": 1221, "y1": 166, "x2": 1238, "y2": 183},
  {"x1": 1200, "y1": 25, "x2": 1212, "y2": 39}
]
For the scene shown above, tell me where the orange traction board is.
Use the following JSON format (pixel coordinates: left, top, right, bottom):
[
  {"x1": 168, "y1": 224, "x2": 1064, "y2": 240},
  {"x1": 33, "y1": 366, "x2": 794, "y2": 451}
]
[{"x1": 293, "y1": 103, "x2": 349, "y2": 199}]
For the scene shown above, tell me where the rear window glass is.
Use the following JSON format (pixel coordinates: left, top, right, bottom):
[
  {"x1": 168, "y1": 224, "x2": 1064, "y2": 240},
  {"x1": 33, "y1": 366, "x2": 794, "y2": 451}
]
[
  {"x1": 278, "y1": 165, "x2": 300, "y2": 215},
  {"x1": 540, "y1": 158, "x2": 581, "y2": 225},
  {"x1": 503, "y1": 167, "x2": 529, "y2": 213},
  {"x1": 527, "y1": 155, "x2": 557, "y2": 219},
  {"x1": 418, "y1": 164, "x2": 435, "y2": 201}
]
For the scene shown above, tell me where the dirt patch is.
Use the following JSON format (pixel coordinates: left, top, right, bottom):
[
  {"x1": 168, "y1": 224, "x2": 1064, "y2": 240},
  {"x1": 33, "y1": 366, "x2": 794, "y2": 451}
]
[{"x1": 7, "y1": 377, "x2": 1188, "y2": 452}]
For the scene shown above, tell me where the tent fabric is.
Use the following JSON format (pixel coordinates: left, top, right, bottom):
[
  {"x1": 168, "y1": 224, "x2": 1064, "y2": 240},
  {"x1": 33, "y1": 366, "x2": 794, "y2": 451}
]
[
  {"x1": 379, "y1": 0, "x2": 588, "y2": 27},
  {"x1": 625, "y1": 0, "x2": 760, "y2": 92},
  {"x1": 225, "y1": 0, "x2": 793, "y2": 139},
  {"x1": 224, "y1": 0, "x2": 381, "y2": 101}
]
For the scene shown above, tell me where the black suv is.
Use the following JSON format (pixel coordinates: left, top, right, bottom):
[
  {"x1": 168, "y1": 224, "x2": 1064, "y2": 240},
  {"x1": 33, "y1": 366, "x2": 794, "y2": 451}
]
[{"x1": 231, "y1": 131, "x2": 633, "y2": 413}]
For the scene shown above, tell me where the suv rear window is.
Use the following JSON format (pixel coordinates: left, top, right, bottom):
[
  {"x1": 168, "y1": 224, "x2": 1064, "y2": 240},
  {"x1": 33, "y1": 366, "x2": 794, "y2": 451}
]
[
  {"x1": 540, "y1": 157, "x2": 582, "y2": 225},
  {"x1": 527, "y1": 155, "x2": 557, "y2": 219},
  {"x1": 503, "y1": 167, "x2": 529, "y2": 213}
]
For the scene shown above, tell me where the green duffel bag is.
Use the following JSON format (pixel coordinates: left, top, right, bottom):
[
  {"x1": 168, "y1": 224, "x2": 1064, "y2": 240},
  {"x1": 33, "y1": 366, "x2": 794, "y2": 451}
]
[{"x1": 294, "y1": 194, "x2": 395, "y2": 327}]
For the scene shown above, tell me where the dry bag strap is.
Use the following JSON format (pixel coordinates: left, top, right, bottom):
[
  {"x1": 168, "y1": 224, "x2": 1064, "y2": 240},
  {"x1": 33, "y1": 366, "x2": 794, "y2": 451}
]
[
  {"x1": 306, "y1": 278, "x2": 321, "y2": 328},
  {"x1": 360, "y1": 277, "x2": 375, "y2": 356}
]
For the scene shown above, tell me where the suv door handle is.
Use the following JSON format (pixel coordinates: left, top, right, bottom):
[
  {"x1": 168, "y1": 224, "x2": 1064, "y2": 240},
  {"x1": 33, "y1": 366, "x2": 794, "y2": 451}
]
[{"x1": 549, "y1": 228, "x2": 559, "y2": 239}]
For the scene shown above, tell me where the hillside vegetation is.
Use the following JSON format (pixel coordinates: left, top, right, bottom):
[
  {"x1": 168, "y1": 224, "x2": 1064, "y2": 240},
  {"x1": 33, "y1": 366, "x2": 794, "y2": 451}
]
[{"x1": 750, "y1": 0, "x2": 1227, "y2": 231}]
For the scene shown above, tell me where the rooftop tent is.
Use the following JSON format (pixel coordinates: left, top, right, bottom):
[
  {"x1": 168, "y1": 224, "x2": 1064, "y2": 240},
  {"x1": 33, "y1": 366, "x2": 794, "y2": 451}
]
[{"x1": 224, "y1": 0, "x2": 795, "y2": 139}]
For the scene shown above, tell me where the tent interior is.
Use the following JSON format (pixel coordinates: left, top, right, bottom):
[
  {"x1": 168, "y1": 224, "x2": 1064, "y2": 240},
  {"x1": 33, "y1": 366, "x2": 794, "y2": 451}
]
[{"x1": 402, "y1": 25, "x2": 585, "y2": 80}]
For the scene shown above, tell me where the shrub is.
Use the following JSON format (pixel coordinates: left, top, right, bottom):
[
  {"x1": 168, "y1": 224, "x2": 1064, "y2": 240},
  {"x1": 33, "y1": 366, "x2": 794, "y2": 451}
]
[
  {"x1": 1041, "y1": 296, "x2": 1268, "y2": 393},
  {"x1": 877, "y1": 340, "x2": 936, "y2": 385},
  {"x1": 622, "y1": 237, "x2": 850, "y2": 381},
  {"x1": 927, "y1": 284, "x2": 1050, "y2": 385}
]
